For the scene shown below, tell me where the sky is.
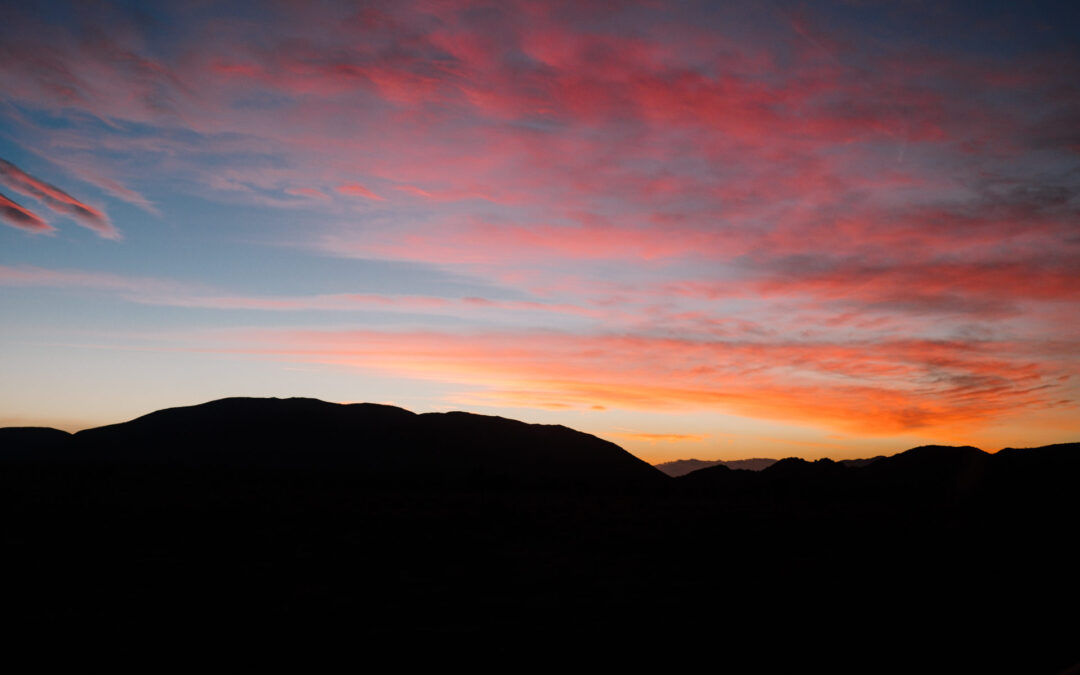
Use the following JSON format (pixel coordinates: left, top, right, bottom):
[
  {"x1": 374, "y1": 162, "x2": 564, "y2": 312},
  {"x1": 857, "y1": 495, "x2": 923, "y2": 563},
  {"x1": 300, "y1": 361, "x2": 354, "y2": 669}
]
[{"x1": 1, "y1": 0, "x2": 1078, "y2": 463}]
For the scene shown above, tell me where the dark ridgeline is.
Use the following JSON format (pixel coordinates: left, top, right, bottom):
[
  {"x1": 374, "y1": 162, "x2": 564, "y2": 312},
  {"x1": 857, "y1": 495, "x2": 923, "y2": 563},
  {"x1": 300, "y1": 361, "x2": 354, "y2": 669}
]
[
  {"x1": 0, "y1": 426, "x2": 72, "y2": 458},
  {"x1": 67, "y1": 397, "x2": 665, "y2": 489},
  {"x1": 654, "y1": 457, "x2": 777, "y2": 476},
  {"x1": 1, "y1": 397, "x2": 1077, "y2": 672}
]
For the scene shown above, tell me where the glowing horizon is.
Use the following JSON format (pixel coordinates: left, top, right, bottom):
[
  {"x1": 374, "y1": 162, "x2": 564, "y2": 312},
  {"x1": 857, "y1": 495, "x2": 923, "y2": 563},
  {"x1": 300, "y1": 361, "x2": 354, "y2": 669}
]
[{"x1": 2, "y1": 1, "x2": 1078, "y2": 463}]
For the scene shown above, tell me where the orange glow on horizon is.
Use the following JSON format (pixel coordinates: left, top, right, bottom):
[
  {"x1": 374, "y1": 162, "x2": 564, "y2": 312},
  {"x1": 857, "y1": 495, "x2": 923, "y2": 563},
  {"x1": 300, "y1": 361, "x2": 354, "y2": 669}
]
[{"x1": 228, "y1": 329, "x2": 1078, "y2": 443}]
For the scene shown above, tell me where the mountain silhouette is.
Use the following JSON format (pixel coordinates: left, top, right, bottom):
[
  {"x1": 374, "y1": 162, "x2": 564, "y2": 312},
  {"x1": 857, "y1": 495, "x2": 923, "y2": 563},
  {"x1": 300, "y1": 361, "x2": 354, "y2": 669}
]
[
  {"x1": 654, "y1": 457, "x2": 776, "y2": 476},
  {"x1": 22, "y1": 397, "x2": 665, "y2": 489},
  {"x1": 0, "y1": 426, "x2": 71, "y2": 460},
  {"x1": 1, "y1": 399, "x2": 1076, "y2": 672}
]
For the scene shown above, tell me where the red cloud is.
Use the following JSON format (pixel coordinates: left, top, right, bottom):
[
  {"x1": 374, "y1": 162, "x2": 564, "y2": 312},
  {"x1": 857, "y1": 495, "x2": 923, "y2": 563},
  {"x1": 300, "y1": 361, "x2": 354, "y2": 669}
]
[
  {"x1": 0, "y1": 158, "x2": 118, "y2": 239},
  {"x1": 0, "y1": 192, "x2": 53, "y2": 233},
  {"x1": 749, "y1": 257, "x2": 1080, "y2": 317},
  {"x1": 336, "y1": 183, "x2": 384, "y2": 200}
]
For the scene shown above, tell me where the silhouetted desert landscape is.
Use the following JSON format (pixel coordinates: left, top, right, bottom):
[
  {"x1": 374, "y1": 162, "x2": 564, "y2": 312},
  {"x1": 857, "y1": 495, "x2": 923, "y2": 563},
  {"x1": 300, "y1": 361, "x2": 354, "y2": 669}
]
[{"x1": 1, "y1": 397, "x2": 1076, "y2": 671}]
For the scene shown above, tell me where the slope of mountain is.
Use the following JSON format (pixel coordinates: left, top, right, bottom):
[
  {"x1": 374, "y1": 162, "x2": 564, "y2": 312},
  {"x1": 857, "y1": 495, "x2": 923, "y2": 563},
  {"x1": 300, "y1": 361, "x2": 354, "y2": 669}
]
[{"x1": 0, "y1": 426, "x2": 72, "y2": 459}]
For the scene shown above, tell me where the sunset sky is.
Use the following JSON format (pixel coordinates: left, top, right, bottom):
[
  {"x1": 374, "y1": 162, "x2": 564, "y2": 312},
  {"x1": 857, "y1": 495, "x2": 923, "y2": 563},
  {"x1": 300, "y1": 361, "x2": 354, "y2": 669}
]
[{"x1": 2, "y1": 0, "x2": 1078, "y2": 462}]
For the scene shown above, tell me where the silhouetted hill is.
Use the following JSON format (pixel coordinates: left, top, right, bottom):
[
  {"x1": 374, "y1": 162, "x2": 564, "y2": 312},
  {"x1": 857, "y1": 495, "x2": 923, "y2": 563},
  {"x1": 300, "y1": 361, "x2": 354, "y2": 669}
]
[
  {"x1": 856, "y1": 444, "x2": 991, "y2": 503},
  {"x1": 985, "y1": 441, "x2": 1080, "y2": 512},
  {"x1": 654, "y1": 457, "x2": 776, "y2": 476},
  {"x1": 676, "y1": 460, "x2": 731, "y2": 480},
  {"x1": 0, "y1": 401, "x2": 1077, "y2": 672},
  {"x1": 837, "y1": 455, "x2": 884, "y2": 468},
  {"x1": 64, "y1": 397, "x2": 666, "y2": 489},
  {"x1": 993, "y1": 441, "x2": 1080, "y2": 477},
  {"x1": 867, "y1": 444, "x2": 988, "y2": 473},
  {"x1": 0, "y1": 426, "x2": 72, "y2": 460},
  {"x1": 654, "y1": 458, "x2": 722, "y2": 476},
  {"x1": 761, "y1": 455, "x2": 843, "y2": 476},
  {"x1": 723, "y1": 457, "x2": 779, "y2": 472},
  {"x1": 677, "y1": 443, "x2": 1080, "y2": 514}
]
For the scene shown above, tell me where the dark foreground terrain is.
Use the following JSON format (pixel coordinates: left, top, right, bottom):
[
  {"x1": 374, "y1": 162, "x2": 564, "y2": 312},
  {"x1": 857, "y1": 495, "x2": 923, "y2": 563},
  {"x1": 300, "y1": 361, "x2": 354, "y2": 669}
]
[{"x1": 1, "y1": 398, "x2": 1077, "y2": 670}]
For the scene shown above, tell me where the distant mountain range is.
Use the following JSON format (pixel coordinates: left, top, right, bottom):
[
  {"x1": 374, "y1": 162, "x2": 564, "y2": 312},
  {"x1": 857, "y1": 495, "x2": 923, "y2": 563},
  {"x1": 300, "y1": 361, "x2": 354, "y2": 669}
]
[
  {"x1": 655, "y1": 456, "x2": 888, "y2": 475},
  {"x1": 654, "y1": 457, "x2": 779, "y2": 475},
  {"x1": 1, "y1": 397, "x2": 1077, "y2": 672}
]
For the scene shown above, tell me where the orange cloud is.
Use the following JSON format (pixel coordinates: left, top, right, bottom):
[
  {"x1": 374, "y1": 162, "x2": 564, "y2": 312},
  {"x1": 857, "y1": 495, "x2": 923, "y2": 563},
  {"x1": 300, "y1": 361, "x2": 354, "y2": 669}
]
[
  {"x1": 231, "y1": 329, "x2": 1075, "y2": 438},
  {"x1": 607, "y1": 432, "x2": 708, "y2": 444}
]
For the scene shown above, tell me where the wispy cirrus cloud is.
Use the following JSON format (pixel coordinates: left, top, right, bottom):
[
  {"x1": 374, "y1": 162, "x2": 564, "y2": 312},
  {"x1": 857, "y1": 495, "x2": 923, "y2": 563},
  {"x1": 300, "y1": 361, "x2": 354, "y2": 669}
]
[
  {"x1": 0, "y1": 264, "x2": 604, "y2": 325},
  {"x1": 52, "y1": 157, "x2": 159, "y2": 216},
  {"x1": 0, "y1": 263, "x2": 179, "y2": 294}
]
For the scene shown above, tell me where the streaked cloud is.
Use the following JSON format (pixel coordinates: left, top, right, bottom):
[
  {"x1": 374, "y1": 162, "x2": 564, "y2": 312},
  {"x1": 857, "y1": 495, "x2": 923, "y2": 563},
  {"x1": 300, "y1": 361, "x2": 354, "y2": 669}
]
[
  {"x1": 0, "y1": 158, "x2": 118, "y2": 238},
  {"x1": 335, "y1": 183, "x2": 384, "y2": 201},
  {"x1": 0, "y1": 191, "x2": 52, "y2": 233}
]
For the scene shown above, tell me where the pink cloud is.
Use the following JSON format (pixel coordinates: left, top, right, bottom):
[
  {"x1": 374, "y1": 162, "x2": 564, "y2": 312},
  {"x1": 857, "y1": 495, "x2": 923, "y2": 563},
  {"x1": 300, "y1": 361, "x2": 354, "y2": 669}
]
[
  {"x1": 285, "y1": 187, "x2": 329, "y2": 200},
  {"x1": 0, "y1": 264, "x2": 178, "y2": 294},
  {"x1": 392, "y1": 183, "x2": 509, "y2": 204},
  {"x1": 336, "y1": 183, "x2": 384, "y2": 201},
  {"x1": 318, "y1": 215, "x2": 749, "y2": 266},
  {"x1": 0, "y1": 158, "x2": 119, "y2": 239},
  {"x1": 0, "y1": 192, "x2": 53, "y2": 233},
  {"x1": 53, "y1": 158, "x2": 159, "y2": 216},
  {"x1": 0, "y1": 264, "x2": 609, "y2": 323},
  {"x1": 7, "y1": 0, "x2": 1064, "y2": 267},
  {"x1": 754, "y1": 258, "x2": 1080, "y2": 313}
]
